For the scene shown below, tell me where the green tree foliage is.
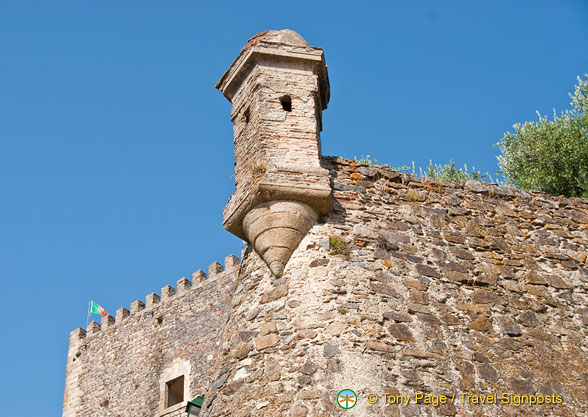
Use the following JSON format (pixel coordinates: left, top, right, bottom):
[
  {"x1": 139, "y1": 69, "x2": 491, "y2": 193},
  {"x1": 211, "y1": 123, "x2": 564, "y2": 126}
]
[{"x1": 496, "y1": 75, "x2": 588, "y2": 198}]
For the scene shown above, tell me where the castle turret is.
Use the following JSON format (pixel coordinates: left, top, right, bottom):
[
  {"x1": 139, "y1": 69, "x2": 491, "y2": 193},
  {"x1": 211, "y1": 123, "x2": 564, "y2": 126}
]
[{"x1": 217, "y1": 29, "x2": 332, "y2": 277}]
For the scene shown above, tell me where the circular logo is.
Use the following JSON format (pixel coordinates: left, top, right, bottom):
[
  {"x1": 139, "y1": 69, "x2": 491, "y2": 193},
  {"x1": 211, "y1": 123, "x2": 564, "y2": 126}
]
[{"x1": 337, "y1": 389, "x2": 357, "y2": 409}]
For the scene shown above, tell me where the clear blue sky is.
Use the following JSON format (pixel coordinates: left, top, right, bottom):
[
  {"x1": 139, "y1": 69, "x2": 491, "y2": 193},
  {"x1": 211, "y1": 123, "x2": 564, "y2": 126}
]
[{"x1": 0, "y1": 1, "x2": 586, "y2": 415}]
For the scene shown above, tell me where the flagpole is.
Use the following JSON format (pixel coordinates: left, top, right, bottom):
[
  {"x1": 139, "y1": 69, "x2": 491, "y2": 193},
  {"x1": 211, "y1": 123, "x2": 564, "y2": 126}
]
[{"x1": 87, "y1": 298, "x2": 91, "y2": 328}]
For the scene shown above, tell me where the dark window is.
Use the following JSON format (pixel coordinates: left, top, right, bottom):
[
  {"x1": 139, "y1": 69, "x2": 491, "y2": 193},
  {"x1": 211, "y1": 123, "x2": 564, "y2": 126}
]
[
  {"x1": 244, "y1": 108, "x2": 250, "y2": 123},
  {"x1": 166, "y1": 375, "x2": 184, "y2": 407},
  {"x1": 280, "y1": 96, "x2": 292, "y2": 112}
]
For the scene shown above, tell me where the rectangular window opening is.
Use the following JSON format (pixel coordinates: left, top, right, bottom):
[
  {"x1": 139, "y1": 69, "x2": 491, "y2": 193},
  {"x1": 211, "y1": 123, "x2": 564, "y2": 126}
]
[{"x1": 166, "y1": 375, "x2": 184, "y2": 408}]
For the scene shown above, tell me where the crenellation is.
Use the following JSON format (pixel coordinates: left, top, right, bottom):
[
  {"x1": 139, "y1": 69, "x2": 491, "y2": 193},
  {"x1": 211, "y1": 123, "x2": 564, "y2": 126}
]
[
  {"x1": 176, "y1": 277, "x2": 191, "y2": 294},
  {"x1": 68, "y1": 255, "x2": 242, "y2": 342},
  {"x1": 192, "y1": 269, "x2": 207, "y2": 285},
  {"x1": 101, "y1": 314, "x2": 115, "y2": 329},
  {"x1": 69, "y1": 327, "x2": 86, "y2": 342},
  {"x1": 145, "y1": 292, "x2": 160, "y2": 309},
  {"x1": 86, "y1": 320, "x2": 100, "y2": 335},
  {"x1": 208, "y1": 261, "x2": 223, "y2": 278},
  {"x1": 224, "y1": 254, "x2": 241, "y2": 272},
  {"x1": 130, "y1": 299, "x2": 145, "y2": 314},
  {"x1": 160, "y1": 284, "x2": 175, "y2": 302},
  {"x1": 115, "y1": 307, "x2": 129, "y2": 322}
]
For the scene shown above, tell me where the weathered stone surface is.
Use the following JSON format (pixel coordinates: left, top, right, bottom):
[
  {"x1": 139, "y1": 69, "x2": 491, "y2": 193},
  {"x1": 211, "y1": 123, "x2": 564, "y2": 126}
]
[
  {"x1": 366, "y1": 340, "x2": 397, "y2": 353},
  {"x1": 309, "y1": 258, "x2": 329, "y2": 267},
  {"x1": 471, "y1": 290, "x2": 497, "y2": 304},
  {"x1": 407, "y1": 303, "x2": 431, "y2": 314},
  {"x1": 323, "y1": 344, "x2": 341, "y2": 358},
  {"x1": 259, "y1": 322, "x2": 277, "y2": 336},
  {"x1": 378, "y1": 229, "x2": 410, "y2": 244},
  {"x1": 260, "y1": 283, "x2": 288, "y2": 303},
  {"x1": 223, "y1": 380, "x2": 244, "y2": 395},
  {"x1": 325, "y1": 322, "x2": 345, "y2": 336},
  {"x1": 383, "y1": 312, "x2": 413, "y2": 322},
  {"x1": 297, "y1": 329, "x2": 318, "y2": 340},
  {"x1": 401, "y1": 348, "x2": 444, "y2": 360},
  {"x1": 255, "y1": 334, "x2": 281, "y2": 350},
  {"x1": 370, "y1": 282, "x2": 399, "y2": 297},
  {"x1": 444, "y1": 269, "x2": 472, "y2": 284},
  {"x1": 443, "y1": 231, "x2": 465, "y2": 244},
  {"x1": 469, "y1": 314, "x2": 492, "y2": 332},
  {"x1": 409, "y1": 290, "x2": 428, "y2": 304},
  {"x1": 388, "y1": 324, "x2": 414, "y2": 342},
  {"x1": 291, "y1": 405, "x2": 308, "y2": 417},
  {"x1": 497, "y1": 317, "x2": 523, "y2": 337},
  {"x1": 416, "y1": 264, "x2": 440, "y2": 278},
  {"x1": 299, "y1": 360, "x2": 318, "y2": 375},
  {"x1": 234, "y1": 344, "x2": 252, "y2": 360},
  {"x1": 527, "y1": 272, "x2": 548, "y2": 285},
  {"x1": 477, "y1": 363, "x2": 499, "y2": 382},
  {"x1": 545, "y1": 274, "x2": 571, "y2": 289},
  {"x1": 203, "y1": 148, "x2": 587, "y2": 415},
  {"x1": 518, "y1": 311, "x2": 539, "y2": 328}
]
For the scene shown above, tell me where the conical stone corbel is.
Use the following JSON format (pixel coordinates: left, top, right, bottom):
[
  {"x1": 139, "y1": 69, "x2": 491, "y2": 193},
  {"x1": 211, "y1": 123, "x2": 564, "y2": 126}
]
[{"x1": 242, "y1": 200, "x2": 318, "y2": 277}]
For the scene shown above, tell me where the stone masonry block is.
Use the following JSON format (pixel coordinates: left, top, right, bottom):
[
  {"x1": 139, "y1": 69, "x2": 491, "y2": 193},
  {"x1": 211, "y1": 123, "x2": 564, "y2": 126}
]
[
  {"x1": 130, "y1": 299, "x2": 145, "y2": 314},
  {"x1": 86, "y1": 321, "x2": 100, "y2": 335},
  {"x1": 176, "y1": 277, "x2": 191, "y2": 294},
  {"x1": 161, "y1": 285, "x2": 175, "y2": 302},
  {"x1": 101, "y1": 314, "x2": 115, "y2": 329},
  {"x1": 145, "y1": 292, "x2": 160, "y2": 309},
  {"x1": 224, "y1": 254, "x2": 241, "y2": 272},
  {"x1": 208, "y1": 262, "x2": 223, "y2": 278},
  {"x1": 192, "y1": 270, "x2": 207, "y2": 285},
  {"x1": 69, "y1": 328, "x2": 86, "y2": 342},
  {"x1": 116, "y1": 307, "x2": 129, "y2": 322}
]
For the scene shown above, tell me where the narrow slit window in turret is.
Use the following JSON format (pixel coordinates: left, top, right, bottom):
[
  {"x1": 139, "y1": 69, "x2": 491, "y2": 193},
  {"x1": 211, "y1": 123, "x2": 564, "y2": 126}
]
[{"x1": 280, "y1": 95, "x2": 292, "y2": 112}]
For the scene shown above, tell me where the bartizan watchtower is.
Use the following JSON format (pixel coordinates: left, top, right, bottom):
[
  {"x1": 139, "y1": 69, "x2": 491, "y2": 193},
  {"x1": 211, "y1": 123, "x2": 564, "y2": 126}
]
[{"x1": 216, "y1": 29, "x2": 332, "y2": 277}]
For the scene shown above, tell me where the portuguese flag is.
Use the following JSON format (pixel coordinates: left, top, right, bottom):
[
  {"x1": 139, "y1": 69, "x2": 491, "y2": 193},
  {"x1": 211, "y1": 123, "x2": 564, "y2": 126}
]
[{"x1": 90, "y1": 301, "x2": 108, "y2": 316}]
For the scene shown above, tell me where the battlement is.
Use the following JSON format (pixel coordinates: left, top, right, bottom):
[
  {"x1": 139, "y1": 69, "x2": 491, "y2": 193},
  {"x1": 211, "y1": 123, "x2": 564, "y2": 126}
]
[
  {"x1": 324, "y1": 155, "x2": 588, "y2": 216},
  {"x1": 63, "y1": 254, "x2": 240, "y2": 417},
  {"x1": 69, "y1": 255, "x2": 241, "y2": 340},
  {"x1": 323, "y1": 156, "x2": 588, "y2": 279}
]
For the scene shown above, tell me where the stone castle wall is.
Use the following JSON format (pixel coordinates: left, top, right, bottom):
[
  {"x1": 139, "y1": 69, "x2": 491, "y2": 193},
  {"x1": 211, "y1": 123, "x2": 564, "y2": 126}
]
[
  {"x1": 62, "y1": 157, "x2": 588, "y2": 417},
  {"x1": 63, "y1": 29, "x2": 588, "y2": 417},
  {"x1": 200, "y1": 157, "x2": 588, "y2": 417},
  {"x1": 62, "y1": 256, "x2": 241, "y2": 417}
]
